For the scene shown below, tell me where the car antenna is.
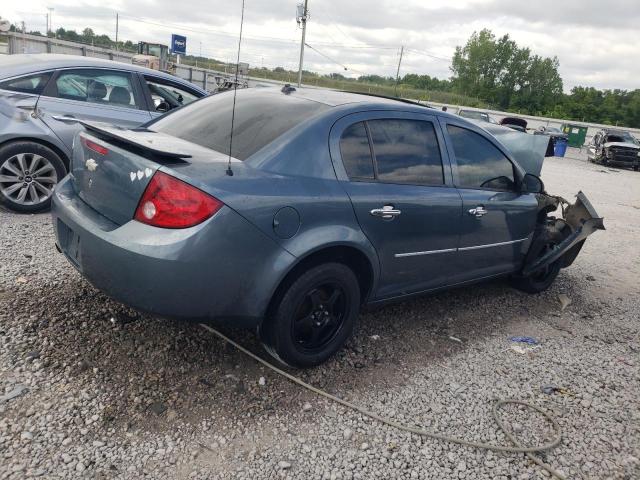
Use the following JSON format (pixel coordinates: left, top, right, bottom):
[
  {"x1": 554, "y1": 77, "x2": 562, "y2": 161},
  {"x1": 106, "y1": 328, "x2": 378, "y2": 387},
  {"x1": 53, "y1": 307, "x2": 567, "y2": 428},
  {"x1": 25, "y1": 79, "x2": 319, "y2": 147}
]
[{"x1": 226, "y1": 0, "x2": 245, "y2": 177}]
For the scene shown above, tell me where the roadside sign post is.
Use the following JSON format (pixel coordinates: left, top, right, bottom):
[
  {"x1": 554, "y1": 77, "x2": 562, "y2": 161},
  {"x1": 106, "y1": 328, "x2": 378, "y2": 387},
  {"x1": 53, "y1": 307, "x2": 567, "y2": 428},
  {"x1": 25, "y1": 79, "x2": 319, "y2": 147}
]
[{"x1": 171, "y1": 34, "x2": 187, "y2": 65}]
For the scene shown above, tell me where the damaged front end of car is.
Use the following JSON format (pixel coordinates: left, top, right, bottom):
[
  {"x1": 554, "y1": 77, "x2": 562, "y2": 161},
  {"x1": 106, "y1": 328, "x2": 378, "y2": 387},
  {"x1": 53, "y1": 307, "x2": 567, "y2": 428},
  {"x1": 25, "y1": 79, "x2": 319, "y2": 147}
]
[
  {"x1": 481, "y1": 123, "x2": 605, "y2": 279},
  {"x1": 521, "y1": 191, "x2": 605, "y2": 277}
]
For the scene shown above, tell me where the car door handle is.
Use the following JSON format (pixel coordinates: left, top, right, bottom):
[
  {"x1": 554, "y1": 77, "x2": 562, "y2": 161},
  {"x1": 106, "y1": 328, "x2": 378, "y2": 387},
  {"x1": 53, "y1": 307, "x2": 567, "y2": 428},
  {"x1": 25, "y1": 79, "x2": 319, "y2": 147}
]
[
  {"x1": 370, "y1": 205, "x2": 402, "y2": 220},
  {"x1": 468, "y1": 206, "x2": 488, "y2": 217}
]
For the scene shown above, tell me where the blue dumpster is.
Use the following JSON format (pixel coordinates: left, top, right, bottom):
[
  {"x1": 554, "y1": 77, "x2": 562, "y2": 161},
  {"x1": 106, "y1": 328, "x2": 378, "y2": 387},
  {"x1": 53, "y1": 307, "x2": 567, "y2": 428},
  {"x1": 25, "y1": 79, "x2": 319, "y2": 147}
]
[{"x1": 554, "y1": 138, "x2": 568, "y2": 157}]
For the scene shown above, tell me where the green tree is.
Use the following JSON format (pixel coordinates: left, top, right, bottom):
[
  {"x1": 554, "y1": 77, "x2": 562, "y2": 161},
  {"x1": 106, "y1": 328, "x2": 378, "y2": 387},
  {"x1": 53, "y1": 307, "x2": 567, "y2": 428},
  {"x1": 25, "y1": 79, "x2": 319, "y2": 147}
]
[
  {"x1": 81, "y1": 28, "x2": 95, "y2": 44},
  {"x1": 451, "y1": 29, "x2": 562, "y2": 113}
]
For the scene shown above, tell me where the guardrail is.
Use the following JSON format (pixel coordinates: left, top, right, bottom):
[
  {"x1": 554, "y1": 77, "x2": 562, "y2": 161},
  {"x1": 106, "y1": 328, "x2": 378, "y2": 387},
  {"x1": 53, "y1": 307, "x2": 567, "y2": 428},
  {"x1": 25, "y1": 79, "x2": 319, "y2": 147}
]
[
  {"x1": 425, "y1": 103, "x2": 640, "y2": 144},
  {"x1": 0, "y1": 32, "x2": 244, "y2": 93},
  {"x1": 0, "y1": 31, "x2": 134, "y2": 63}
]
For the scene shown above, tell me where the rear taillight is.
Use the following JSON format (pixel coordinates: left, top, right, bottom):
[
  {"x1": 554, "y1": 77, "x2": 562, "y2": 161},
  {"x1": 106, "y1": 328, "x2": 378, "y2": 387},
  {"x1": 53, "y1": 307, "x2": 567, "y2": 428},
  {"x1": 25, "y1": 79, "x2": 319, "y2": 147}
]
[
  {"x1": 80, "y1": 134, "x2": 109, "y2": 155},
  {"x1": 134, "y1": 172, "x2": 223, "y2": 228}
]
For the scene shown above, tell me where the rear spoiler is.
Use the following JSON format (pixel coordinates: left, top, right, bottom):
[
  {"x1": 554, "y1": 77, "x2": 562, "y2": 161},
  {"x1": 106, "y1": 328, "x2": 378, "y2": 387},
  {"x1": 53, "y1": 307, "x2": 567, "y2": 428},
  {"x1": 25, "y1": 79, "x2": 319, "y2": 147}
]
[{"x1": 52, "y1": 116, "x2": 192, "y2": 160}]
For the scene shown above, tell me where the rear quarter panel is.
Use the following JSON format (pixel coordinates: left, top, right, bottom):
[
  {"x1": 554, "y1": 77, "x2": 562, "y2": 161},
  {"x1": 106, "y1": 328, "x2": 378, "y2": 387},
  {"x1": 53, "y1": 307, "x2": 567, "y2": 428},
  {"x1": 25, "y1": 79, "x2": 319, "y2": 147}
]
[
  {"x1": 163, "y1": 110, "x2": 382, "y2": 300},
  {"x1": 0, "y1": 90, "x2": 70, "y2": 161}
]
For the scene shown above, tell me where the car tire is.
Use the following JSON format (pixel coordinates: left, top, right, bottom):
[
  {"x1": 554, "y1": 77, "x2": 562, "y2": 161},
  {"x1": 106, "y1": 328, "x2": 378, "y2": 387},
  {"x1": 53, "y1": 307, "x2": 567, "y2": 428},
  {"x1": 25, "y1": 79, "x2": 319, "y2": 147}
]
[
  {"x1": 260, "y1": 262, "x2": 361, "y2": 368},
  {"x1": 0, "y1": 141, "x2": 67, "y2": 213},
  {"x1": 511, "y1": 225, "x2": 567, "y2": 294}
]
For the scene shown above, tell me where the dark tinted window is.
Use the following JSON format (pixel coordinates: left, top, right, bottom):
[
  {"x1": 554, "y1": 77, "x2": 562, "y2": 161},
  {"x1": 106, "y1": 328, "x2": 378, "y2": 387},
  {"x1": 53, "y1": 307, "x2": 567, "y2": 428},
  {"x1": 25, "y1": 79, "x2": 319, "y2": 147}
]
[
  {"x1": 0, "y1": 73, "x2": 51, "y2": 94},
  {"x1": 447, "y1": 125, "x2": 515, "y2": 191},
  {"x1": 150, "y1": 91, "x2": 329, "y2": 160},
  {"x1": 368, "y1": 119, "x2": 443, "y2": 185},
  {"x1": 340, "y1": 122, "x2": 374, "y2": 179},
  {"x1": 606, "y1": 132, "x2": 637, "y2": 144}
]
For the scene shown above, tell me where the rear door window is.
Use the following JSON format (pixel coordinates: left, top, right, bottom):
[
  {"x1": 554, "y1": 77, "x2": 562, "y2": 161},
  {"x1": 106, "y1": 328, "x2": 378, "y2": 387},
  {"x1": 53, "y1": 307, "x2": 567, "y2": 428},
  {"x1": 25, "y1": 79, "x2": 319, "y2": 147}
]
[
  {"x1": 368, "y1": 119, "x2": 444, "y2": 185},
  {"x1": 52, "y1": 69, "x2": 138, "y2": 109},
  {"x1": 0, "y1": 73, "x2": 52, "y2": 94},
  {"x1": 447, "y1": 125, "x2": 515, "y2": 191},
  {"x1": 339, "y1": 122, "x2": 375, "y2": 180}
]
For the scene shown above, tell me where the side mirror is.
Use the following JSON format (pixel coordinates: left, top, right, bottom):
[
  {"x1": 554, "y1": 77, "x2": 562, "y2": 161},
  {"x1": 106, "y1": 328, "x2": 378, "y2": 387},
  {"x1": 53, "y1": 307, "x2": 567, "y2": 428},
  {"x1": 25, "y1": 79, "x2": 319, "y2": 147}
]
[
  {"x1": 153, "y1": 99, "x2": 171, "y2": 113},
  {"x1": 522, "y1": 173, "x2": 545, "y2": 194}
]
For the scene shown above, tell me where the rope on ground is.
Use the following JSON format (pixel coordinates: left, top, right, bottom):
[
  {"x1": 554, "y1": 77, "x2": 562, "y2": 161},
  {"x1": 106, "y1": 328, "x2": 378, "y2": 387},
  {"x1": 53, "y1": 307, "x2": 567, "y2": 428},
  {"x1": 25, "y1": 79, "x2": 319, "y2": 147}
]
[{"x1": 199, "y1": 323, "x2": 566, "y2": 479}]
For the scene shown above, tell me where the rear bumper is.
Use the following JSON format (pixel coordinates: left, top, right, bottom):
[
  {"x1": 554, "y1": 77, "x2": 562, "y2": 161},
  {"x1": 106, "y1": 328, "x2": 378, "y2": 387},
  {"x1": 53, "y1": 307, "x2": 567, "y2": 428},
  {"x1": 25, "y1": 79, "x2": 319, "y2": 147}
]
[{"x1": 51, "y1": 175, "x2": 295, "y2": 327}]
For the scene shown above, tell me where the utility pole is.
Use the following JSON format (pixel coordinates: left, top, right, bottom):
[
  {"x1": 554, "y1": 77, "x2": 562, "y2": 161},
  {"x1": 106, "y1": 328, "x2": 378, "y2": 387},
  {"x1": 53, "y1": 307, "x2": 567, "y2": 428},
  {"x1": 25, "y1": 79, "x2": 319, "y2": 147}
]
[
  {"x1": 45, "y1": 13, "x2": 49, "y2": 36},
  {"x1": 21, "y1": 21, "x2": 26, "y2": 53},
  {"x1": 296, "y1": 0, "x2": 309, "y2": 87},
  {"x1": 47, "y1": 7, "x2": 54, "y2": 37},
  {"x1": 115, "y1": 13, "x2": 119, "y2": 52},
  {"x1": 394, "y1": 45, "x2": 404, "y2": 97}
]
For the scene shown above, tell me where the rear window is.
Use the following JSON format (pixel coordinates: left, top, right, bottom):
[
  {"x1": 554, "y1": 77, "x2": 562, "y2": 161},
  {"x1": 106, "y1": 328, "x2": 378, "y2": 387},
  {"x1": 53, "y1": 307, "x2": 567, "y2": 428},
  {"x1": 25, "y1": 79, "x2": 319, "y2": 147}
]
[{"x1": 150, "y1": 91, "x2": 329, "y2": 160}]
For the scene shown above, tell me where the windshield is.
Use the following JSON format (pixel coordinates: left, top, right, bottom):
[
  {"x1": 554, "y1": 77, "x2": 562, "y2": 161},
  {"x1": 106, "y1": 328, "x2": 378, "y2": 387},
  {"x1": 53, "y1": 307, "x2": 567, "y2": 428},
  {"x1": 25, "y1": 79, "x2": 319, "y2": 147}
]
[
  {"x1": 459, "y1": 110, "x2": 489, "y2": 122},
  {"x1": 606, "y1": 132, "x2": 638, "y2": 144},
  {"x1": 149, "y1": 90, "x2": 329, "y2": 160}
]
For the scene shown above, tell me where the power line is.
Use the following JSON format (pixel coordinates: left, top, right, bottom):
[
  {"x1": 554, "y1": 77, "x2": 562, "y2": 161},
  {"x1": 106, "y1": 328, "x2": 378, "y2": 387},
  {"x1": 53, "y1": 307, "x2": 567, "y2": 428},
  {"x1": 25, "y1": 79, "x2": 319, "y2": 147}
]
[
  {"x1": 117, "y1": 14, "x2": 299, "y2": 46},
  {"x1": 311, "y1": 4, "x2": 370, "y2": 49},
  {"x1": 305, "y1": 42, "x2": 348, "y2": 71},
  {"x1": 405, "y1": 48, "x2": 451, "y2": 62}
]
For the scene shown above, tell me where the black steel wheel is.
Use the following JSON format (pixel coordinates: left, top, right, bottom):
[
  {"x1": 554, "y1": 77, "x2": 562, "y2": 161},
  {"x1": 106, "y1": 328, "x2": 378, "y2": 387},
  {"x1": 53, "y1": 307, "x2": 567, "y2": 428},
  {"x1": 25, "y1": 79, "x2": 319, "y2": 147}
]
[
  {"x1": 292, "y1": 282, "x2": 347, "y2": 353},
  {"x1": 260, "y1": 262, "x2": 361, "y2": 368},
  {"x1": 511, "y1": 226, "x2": 566, "y2": 294}
]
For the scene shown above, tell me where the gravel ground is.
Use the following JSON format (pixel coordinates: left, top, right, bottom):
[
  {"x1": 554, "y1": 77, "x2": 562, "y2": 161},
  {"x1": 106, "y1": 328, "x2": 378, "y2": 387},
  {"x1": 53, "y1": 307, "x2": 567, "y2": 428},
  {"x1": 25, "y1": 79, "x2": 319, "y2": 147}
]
[{"x1": 1, "y1": 151, "x2": 639, "y2": 479}]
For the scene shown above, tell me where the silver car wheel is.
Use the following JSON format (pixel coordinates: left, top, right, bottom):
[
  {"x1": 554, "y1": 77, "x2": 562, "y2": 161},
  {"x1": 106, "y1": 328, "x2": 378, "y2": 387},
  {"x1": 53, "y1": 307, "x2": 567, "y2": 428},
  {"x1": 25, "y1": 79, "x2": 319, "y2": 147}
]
[{"x1": 0, "y1": 153, "x2": 58, "y2": 206}]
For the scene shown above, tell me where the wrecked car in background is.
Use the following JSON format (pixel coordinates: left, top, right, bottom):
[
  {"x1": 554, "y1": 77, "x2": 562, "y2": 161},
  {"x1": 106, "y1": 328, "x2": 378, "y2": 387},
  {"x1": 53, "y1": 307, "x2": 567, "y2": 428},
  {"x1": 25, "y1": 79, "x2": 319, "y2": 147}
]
[
  {"x1": 0, "y1": 54, "x2": 207, "y2": 213},
  {"x1": 534, "y1": 126, "x2": 568, "y2": 142},
  {"x1": 588, "y1": 128, "x2": 640, "y2": 171},
  {"x1": 51, "y1": 88, "x2": 604, "y2": 368},
  {"x1": 500, "y1": 116, "x2": 528, "y2": 132},
  {"x1": 457, "y1": 109, "x2": 497, "y2": 124}
]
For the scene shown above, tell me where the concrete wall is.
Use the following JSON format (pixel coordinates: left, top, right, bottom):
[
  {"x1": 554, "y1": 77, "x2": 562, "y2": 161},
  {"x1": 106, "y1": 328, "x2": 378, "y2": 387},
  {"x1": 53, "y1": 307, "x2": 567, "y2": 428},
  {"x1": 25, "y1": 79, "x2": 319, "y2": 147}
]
[
  {"x1": 0, "y1": 32, "x2": 234, "y2": 93},
  {"x1": 427, "y1": 102, "x2": 640, "y2": 145},
  {"x1": 2, "y1": 31, "x2": 135, "y2": 64}
]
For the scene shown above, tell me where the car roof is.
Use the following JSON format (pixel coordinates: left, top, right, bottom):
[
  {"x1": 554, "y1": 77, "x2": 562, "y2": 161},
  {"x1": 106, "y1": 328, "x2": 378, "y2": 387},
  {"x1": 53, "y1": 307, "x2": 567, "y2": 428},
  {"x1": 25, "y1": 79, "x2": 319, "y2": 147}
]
[
  {"x1": 276, "y1": 86, "x2": 432, "y2": 109},
  {"x1": 603, "y1": 128, "x2": 630, "y2": 135},
  {"x1": 0, "y1": 54, "x2": 205, "y2": 92}
]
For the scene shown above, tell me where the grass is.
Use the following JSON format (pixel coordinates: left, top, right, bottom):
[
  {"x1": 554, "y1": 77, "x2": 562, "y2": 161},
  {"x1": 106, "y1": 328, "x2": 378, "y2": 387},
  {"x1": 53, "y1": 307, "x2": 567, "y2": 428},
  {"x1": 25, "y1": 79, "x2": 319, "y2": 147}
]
[{"x1": 174, "y1": 55, "x2": 488, "y2": 108}]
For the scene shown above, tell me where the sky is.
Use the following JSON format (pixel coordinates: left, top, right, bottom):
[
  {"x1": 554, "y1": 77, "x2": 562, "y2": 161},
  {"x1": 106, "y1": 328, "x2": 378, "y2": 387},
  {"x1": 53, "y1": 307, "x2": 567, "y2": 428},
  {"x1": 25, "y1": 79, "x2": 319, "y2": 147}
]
[{"x1": 3, "y1": 0, "x2": 639, "y2": 92}]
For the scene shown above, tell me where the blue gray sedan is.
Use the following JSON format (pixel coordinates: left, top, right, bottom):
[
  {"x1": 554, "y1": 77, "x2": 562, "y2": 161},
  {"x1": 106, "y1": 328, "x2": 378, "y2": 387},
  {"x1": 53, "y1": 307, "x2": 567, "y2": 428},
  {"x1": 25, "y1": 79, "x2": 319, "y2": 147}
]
[
  {"x1": 0, "y1": 54, "x2": 207, "y2": 212},
  {"x1": 51, "y1": 87, "x2": 603, "y2": 367}
]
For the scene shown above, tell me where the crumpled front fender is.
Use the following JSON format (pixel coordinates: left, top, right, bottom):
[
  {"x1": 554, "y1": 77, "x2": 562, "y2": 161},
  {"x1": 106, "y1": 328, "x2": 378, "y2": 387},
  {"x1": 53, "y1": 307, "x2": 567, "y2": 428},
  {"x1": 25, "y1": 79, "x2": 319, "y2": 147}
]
[{"x1": 521, "y1": 192, "x2": 605, "y2": 276}]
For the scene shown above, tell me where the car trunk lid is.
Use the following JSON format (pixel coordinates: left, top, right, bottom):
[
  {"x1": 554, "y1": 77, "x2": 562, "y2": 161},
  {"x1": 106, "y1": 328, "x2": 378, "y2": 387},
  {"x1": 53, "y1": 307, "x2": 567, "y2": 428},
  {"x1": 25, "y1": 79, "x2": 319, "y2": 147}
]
[{"x1": 71, "y1": 121, "x2": 235, "y2": 225}]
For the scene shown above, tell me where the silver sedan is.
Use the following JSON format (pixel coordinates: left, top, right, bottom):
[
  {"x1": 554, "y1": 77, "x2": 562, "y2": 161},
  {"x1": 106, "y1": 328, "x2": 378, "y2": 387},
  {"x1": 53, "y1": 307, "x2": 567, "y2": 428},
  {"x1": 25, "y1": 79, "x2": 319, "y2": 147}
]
[{"x1": 0, "y1": 54, "x2": 207, "y2": 212}]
